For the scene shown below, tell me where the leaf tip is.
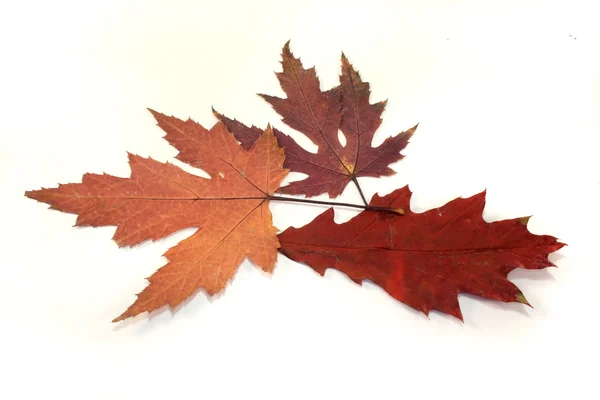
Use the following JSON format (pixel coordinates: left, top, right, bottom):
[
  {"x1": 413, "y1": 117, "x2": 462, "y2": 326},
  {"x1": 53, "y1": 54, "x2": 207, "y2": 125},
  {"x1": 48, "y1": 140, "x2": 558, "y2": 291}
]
[
  {"x1": 112, "y1": 309, "x2": 131, "y2": 323},
  {"x1": 25, "y1": 188, "x2": 47, "y2": 203},
  {"x1": 406, "y1": 123, "x2": 419, "y2": 137},
  {"x1": 341, "y1": 51, "x2": 349, "y2": 64},
  {"x1": 515, "y1": 292, "x2": 532, "y2": 307},
  {"x1": 340, "y1": 52, "x2": 357, "y2": 76},
  {"x1": 451, "y1": 309, "x2": 465, "y2": 323},
  {"x1": 520, "y1": 216, "x2": 532, "y2": 226},
  {"x1": 147, "y1": 108, "x2": 160, "y2": 118},
  {"x1": 212, "y1": 107, "x2": 227, "y2": 123},
  {"x1": 263, "y1": 124, "x2": 276, "y2": 140},
  {"x1": 125, "y1": 151, "x2": 137, "y2": 162},
  {"x1": 282, "y1": 40, "x2": 293, "y2": 58}
]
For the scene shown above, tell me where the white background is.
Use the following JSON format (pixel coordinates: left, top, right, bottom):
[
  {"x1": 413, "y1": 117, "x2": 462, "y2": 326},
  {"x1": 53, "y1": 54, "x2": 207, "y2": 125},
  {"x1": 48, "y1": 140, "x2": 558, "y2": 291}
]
[{"x1": 1, "y1": 0, "x2": 599, "y2": 399}]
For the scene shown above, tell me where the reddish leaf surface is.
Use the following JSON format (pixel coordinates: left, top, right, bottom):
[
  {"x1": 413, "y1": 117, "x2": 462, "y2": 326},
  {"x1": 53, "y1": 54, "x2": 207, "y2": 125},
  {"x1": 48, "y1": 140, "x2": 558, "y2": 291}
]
[
  {"x1": 278, "y1": 186, "x2": 564, "y2": 320},
  {"x1": 215, "y1": 42, "x2": 417, "y2": 198},
  {"x1": 211, "y1": 107, "x2": 270, "y2": 151},
  {"x1": 26, "y1": 121, "x2": 288, "y2": 321}
]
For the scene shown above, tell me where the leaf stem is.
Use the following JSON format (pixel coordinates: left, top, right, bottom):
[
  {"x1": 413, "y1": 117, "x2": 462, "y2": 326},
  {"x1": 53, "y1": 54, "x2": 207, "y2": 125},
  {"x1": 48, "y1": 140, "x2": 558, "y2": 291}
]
[
  {"x1": 268, "y1": 195, "x2": 403, "y2": 214},
  {"x1": 351, "y1": 176, "x2": 368, "y2": 206}
]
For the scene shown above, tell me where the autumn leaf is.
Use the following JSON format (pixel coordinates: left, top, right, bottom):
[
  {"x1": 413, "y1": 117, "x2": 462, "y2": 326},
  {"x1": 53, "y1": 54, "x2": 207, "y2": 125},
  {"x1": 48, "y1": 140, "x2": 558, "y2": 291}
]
[
  {"x1": 277, "y1": 186, "x2": 564, "y2": 320},
  {"x1": 25, "y1": 120, "x2": 288, "y2": 322},
  {"x1": 211, "y1": 107, "x2": 272, "y2": 151},
  {"x1": 215, "y1": 42, "x2": 417, "y2": 200},
  {"x1": 24, "y1": 44, "x2": 565, "y2": 325}
]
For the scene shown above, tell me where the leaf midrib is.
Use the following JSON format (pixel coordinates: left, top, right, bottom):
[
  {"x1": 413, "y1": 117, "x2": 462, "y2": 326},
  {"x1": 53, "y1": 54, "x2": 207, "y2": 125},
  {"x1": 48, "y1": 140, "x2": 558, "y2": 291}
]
[{"x1": 283, "y1": 241, "x2": 558, "y2": 254}]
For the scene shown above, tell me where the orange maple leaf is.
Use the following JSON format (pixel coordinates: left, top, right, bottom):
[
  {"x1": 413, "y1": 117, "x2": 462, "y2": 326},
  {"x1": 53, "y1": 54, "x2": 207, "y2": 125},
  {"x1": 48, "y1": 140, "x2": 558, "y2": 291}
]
[{"x1": 26, "y1": 117, "x2": 288, "y2": 322}]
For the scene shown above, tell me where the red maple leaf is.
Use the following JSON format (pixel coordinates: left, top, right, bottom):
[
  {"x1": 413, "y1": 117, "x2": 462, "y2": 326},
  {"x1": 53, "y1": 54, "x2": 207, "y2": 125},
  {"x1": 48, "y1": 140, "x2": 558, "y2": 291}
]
[
  {"x1": 215, "y1": 42, "x2": 417, "y2": 200},
  {"x1": 277, "y1": 186, "x2": 564, "y2": 320}
]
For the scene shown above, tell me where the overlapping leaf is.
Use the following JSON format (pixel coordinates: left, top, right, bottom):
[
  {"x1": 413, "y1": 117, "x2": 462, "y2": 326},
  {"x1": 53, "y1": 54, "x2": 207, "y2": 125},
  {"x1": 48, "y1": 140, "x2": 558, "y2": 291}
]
[
  {"x1": 278, "y1": 187, "x2": 564, "y2": 320},
  {"x1": 26, "y1": 119, "x2": 288, "y2": 321},
  {"x1": 216, "y1": 42, "x2": 417, "y2": 199},
  {"x1": 24, "y1": 43, "x2": 565, "y2": 324}
]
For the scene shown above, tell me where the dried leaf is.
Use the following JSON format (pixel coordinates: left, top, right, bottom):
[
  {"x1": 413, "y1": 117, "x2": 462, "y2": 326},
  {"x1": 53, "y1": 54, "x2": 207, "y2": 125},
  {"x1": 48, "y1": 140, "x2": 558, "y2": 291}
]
[
  {"x1": 26, "y1": 119, "x2": 288, "y2": 321},
  {"x1": 216, "y1": 42, "x2": 416, "y2": 198},
  {"x1": 278, "y1": 186, "x2": 564, "y2": 320},
  {"x1": 25, "y1": 44, "x2": 564, "y2": 325}
]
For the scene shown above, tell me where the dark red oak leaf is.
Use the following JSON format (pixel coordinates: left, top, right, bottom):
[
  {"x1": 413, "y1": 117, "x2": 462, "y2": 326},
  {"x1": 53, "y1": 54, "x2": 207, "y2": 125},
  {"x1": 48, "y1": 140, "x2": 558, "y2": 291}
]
[
  {"x1": 277, "y1": 186, "x2": 564, "y2": 320},
  {"x1": 215, "y1": 42, "x2": 417, "y2": 200}
]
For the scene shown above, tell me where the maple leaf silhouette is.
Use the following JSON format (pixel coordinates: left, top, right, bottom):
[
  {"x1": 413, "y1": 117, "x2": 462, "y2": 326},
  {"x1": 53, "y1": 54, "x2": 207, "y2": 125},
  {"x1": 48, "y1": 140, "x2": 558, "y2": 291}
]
[
  {"x1": 216, "y1": 42, "x2": 417, "y2": 200},
  {"x1": 26, "y1": 119, "x2": 288, "y2": 321}
]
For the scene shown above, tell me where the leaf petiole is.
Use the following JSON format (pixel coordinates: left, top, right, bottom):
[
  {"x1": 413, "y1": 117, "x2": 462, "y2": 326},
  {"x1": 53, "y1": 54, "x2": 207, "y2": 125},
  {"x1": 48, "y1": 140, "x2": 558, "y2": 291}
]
[{"x1": 268, "y1": 195, "x2": 403, "y2": 215}]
